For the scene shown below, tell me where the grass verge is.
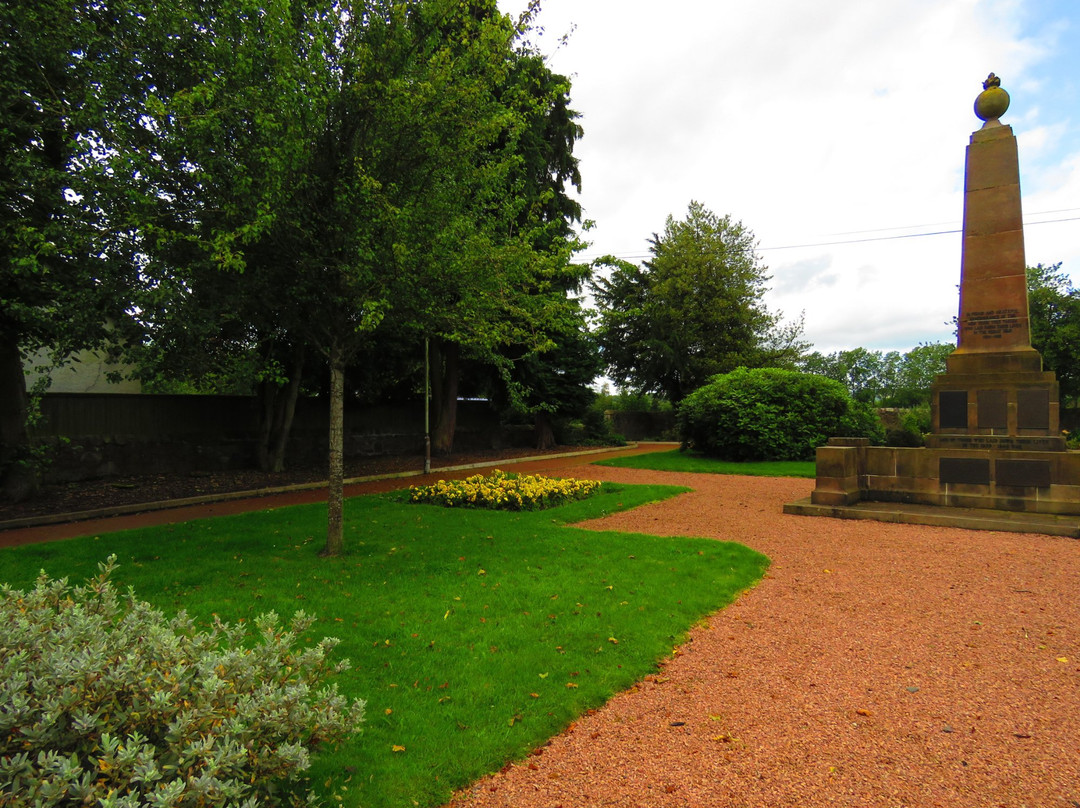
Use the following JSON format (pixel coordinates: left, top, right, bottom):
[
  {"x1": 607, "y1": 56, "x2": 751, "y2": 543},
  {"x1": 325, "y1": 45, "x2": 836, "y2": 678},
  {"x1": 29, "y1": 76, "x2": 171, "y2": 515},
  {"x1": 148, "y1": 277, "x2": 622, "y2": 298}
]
[
  {"x1": 595, "y1": 449, "x2": 816, "y2": 477},
  {"x1": 0, "y1": 482, "x2": 768, "y2": 808}
]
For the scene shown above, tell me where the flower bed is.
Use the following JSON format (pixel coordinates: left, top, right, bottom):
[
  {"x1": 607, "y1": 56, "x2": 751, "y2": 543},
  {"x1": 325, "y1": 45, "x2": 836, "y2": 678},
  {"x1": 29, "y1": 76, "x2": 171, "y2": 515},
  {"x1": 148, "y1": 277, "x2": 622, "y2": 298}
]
[{"x1": 408, "y1": 470, "x2": 602, "y2": 511}]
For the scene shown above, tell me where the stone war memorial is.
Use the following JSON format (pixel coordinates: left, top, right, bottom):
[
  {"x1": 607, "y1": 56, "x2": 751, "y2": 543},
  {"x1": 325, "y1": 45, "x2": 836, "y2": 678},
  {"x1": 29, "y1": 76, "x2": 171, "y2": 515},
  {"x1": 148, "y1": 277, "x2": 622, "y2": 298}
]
[{"x1": 786, "y1": 74, "x2": 1080, "y2": 537}]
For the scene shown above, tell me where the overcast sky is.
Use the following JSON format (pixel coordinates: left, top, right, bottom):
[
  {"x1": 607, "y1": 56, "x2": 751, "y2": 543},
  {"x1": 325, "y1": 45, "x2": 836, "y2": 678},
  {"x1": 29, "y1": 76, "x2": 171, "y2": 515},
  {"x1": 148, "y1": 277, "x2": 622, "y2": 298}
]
[{"x1": 497, "y1": 0, "x2": 1080, "y2": 355}]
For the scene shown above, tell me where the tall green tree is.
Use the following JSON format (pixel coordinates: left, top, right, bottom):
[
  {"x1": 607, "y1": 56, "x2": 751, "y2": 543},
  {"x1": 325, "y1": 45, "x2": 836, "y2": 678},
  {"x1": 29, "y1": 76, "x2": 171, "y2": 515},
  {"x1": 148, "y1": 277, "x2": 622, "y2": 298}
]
[
  {"x1": 1027, "y1": 262, "x2": 1080, "y2": 406},
  {"x1": 591, "y1": 201, "x2": 806, "y2": 402},
  {"x1": 800, "y1": 343, "x2": 952, "y2": 407},
  {"x1": 0, "y1": 0, "x2": 148, "y2": 501},
  {"x1": 401, "y1": 45, "x2": 588, "y2": 455},
  {"x1": 891, "y1": 342, "x2": 953, "y2": 406},
  {"x1": 115, "y1": 0, "x2": 344, "y2": 474},
  {"x1": 118, "y1": 0, "x2": 583, "y2": 554}
]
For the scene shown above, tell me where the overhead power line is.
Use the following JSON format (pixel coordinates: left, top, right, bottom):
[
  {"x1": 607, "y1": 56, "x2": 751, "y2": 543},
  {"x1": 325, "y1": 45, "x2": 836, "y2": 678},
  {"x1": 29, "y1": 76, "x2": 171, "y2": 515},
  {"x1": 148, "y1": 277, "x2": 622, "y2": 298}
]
[
  {"x1": 576, "y1": 209, "x2": 1080, "y2": 263},
  {"x1": 762, "y1": 215, "x2": 1080, "y2": 252}
]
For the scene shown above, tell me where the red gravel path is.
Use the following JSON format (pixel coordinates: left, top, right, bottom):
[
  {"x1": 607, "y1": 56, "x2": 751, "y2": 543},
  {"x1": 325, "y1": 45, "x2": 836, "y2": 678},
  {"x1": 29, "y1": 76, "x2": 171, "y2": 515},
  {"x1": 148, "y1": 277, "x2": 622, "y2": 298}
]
[
  {"x1": 446, "y1": 465, "x2": 1080, "y2": 808},
  {"x1": 3, "y1": 448, "x2": 1078, "y2": 806}
]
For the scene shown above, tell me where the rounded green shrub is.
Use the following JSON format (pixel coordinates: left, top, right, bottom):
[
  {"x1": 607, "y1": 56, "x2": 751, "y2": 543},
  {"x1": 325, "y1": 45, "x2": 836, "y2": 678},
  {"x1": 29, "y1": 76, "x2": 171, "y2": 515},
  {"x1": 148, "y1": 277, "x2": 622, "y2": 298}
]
[
  {"x1": 678, "y1": 367, "x2": 883, "y2": 461},
  {"x1": 883, "y1": 405, "x2": 932, "y2": 447},
  {"x1": 0, "y1": 557, "x2": 365, "y2": 808}
]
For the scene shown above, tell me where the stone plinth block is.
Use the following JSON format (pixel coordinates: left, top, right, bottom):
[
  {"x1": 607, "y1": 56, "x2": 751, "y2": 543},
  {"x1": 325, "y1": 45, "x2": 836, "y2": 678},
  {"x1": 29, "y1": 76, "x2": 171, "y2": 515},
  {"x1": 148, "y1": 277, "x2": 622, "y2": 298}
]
[
  {"x1": 945, "y1": 348, "x2": 1043, "y2": 375},
  {"x1": 959, "y1": 231, "x2": 1027, "y2": 286},
  {"x1": 808, "y1": 442, "x2": 1080, "y2": 516},
  {"x1": 965, "y1": 123, "x2": 1020, "y2": 188},
  {"x1": 810, "y1": 445, "x2": 861, "y2": 506}
]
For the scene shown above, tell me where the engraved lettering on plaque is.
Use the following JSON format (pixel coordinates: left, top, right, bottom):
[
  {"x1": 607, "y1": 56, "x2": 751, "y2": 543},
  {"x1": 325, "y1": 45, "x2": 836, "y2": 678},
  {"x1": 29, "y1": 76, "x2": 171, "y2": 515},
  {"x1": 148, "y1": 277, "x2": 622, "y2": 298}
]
[{"x1": 961, "y1": 308, "x2": 1021, "y2": 340}]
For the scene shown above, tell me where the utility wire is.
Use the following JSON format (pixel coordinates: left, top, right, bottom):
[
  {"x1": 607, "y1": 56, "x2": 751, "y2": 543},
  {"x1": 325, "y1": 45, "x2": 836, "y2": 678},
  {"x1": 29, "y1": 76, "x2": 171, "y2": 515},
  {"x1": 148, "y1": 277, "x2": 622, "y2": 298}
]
[
  {"x1": 820, "y1": 206, "x2": 1080, "y2": 237},
  {"x1": 763, "y1": 215, "x2": 1080, "y2": 252},
  {"x1": 577, "y1": 211, "x2": 1080, "y2": 263}
]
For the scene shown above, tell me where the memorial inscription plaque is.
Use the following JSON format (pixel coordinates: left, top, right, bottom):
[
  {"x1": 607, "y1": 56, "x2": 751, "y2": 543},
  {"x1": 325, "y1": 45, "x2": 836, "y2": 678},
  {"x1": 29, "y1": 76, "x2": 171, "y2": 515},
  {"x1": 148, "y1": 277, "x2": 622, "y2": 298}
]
[
  {"x1": 977, "y1": 390, "x2": 1008, "y2": 429},
  {"x1": 939, "y1": 391, "x2": 968, "y2": 430},
  {"x1": 940, "y1": 457, "x2": 991, "y2": 486},
  {"x1": 996, "y1": 459, "x2": 1052, "y2": 488},
  {"x1": 1016, "y1": 388, "x2": 1050, "y2": 430}
]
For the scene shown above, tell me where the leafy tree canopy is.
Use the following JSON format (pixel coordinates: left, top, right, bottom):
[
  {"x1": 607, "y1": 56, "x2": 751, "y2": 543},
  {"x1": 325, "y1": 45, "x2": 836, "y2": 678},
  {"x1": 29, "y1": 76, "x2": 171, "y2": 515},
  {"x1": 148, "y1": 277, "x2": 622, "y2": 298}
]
[
  {"x1": 1, "y1": 0, "x2": 150, "y2": 500},
  {"x1": 800, "y1": 342, "x2": 953, "y2": 408},
  {"x1": 1027, "y1": 262, "x2": 1080, "y2": 406},
  {"x1": 591, "y1": 201, "x2": 806, "y2": 402}
]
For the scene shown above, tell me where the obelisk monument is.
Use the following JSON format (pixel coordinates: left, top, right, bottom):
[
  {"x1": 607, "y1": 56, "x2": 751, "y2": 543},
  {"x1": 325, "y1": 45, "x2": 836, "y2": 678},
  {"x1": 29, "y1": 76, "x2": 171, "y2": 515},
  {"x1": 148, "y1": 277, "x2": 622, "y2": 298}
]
[
  {"x1": 928, "y1": 73, "x2": 1064, "y2": 452},
  {"x1": 789, "y1": 74, "x2": 1080, "y2": 533}
]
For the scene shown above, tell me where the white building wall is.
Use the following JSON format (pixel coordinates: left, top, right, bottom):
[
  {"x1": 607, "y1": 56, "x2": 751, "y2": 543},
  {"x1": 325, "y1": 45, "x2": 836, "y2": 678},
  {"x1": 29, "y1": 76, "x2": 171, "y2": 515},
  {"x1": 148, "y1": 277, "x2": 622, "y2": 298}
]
[{"x1": 23, "y1": 348, "x2": 143, "y2": 394}]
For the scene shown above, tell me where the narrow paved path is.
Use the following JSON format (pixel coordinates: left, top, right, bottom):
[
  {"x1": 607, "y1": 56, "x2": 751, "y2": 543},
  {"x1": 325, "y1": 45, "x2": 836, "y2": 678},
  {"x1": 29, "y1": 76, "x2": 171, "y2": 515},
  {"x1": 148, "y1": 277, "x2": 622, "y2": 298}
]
[{"x1": 0, "y1": 444, "x2": 675, "y2": 547}]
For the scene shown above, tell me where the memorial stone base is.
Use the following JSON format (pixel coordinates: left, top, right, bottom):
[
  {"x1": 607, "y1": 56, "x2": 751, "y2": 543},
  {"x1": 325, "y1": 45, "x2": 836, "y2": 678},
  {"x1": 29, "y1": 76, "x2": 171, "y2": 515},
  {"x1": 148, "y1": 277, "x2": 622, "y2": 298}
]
[
  {"x1": 800, "y1": 438, "x2": 1080, "y2": 516},
  {"x1": 927, "y1": 348, "x2": 1065, "y2": 452}
]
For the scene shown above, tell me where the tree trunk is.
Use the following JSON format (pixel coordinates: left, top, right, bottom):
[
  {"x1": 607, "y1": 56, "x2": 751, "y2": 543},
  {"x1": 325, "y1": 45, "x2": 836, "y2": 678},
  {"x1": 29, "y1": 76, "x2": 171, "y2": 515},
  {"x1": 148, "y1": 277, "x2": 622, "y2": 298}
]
[
  {"x1": 321, "y1": 341, "x2": 345, "y2": 557},
  {"x1": 0, "y1": 335, "x2": 38, "y2": 503},
  {"x1": 430, "y1": 339, "x2": 459, "y2": 455},
  {"x1": 534, "y1": 411, "x2": 556, "y2": 450},
  {"x1": 269, "y1": 349, "x2": 304, "y2": 472},
  {"x1": 255, "y1": 383, "x2": 276, "y2": 472},
  {"x1": 256, "y1": 349, "x2": 305, "y2": 473}
]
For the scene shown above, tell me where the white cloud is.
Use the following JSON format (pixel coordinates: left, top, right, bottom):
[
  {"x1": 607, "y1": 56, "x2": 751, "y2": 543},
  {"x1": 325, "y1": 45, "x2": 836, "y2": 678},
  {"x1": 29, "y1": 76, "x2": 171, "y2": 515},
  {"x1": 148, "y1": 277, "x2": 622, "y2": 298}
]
[{"x1": 500, "y1": 0, "x2": 1080, "y2": 353}]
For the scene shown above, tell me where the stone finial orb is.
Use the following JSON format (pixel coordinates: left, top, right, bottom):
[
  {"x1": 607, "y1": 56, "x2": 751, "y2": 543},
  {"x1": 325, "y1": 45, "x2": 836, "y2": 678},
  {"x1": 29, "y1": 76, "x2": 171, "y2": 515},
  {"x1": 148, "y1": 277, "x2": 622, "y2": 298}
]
[{"x1": 974, "y1": 72, "x2": 1010, "y2": 122}]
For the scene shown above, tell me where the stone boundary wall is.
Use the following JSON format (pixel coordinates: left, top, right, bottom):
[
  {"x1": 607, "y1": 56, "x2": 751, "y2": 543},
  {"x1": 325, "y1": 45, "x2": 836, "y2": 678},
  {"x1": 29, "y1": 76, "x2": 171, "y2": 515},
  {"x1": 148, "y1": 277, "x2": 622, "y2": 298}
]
[{"x1": 31, "y1": 394, "x2": 519, "y2": 482}]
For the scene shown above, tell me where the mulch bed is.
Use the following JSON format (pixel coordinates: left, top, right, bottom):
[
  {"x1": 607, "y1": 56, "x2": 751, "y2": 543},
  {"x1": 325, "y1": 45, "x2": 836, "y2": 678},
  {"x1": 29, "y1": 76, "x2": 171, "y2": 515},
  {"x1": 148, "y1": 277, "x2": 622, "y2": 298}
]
[{"x1": 0, "y1": 446, "x2": 595, "y2": 523}]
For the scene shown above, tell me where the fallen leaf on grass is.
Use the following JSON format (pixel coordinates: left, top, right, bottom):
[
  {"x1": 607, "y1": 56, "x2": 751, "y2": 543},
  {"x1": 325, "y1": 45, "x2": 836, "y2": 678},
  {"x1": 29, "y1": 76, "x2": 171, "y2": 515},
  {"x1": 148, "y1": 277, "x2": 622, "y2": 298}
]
[{"x1": 392, "y1": 745, "x2": 406, "y2": 753}]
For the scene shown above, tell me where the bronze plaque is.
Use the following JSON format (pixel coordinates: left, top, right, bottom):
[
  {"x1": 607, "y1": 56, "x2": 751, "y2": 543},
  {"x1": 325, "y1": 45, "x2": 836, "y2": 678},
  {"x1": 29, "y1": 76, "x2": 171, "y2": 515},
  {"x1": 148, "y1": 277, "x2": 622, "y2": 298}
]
[
  {"x1": 939, "y1": 391, "x2": 968, "y2": 429},
  {"x1": 996, "y1": 459, "x2": 1052, "y2": 488},
  {"x1": 1017, "y1": 389, "x2": 1050, "y2": 429},
  {"x1": 977, "y1": 390, "x2": 1008, "y2": 429},
  {"x1": 940, "y1": 457, "x2": 990, "y2": 485}
]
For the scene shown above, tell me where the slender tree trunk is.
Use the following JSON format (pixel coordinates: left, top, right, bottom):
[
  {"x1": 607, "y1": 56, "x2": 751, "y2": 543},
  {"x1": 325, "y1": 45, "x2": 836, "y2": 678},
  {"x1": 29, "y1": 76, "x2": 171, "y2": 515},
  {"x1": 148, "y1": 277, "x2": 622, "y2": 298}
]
[
  {"x1": 321, "y1": 341, "x2": 345, "y2": 557},
  {"x1": 0, "y1": 335, "x2": 37, "y2": 503},
  {"x1": 255, "y1": 383, "x2": 276, "y2": 472},
  {"x1": 430, "y1": 339, "x2": 459, "y2": 455},
  {"x1": 269, "y1": 349, "x2": 304, "y2": 472},
  {"x1": 534, "y1": 411, "x2": 556, "y2": 450},
  {"x1": 256, "y1": 349, "x2": 305, "y2": 472}
]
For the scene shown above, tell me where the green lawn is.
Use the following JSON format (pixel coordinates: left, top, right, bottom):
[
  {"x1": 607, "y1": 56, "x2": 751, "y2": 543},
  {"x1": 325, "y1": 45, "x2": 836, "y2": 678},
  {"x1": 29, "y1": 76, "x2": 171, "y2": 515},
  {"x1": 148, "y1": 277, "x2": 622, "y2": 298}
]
[
  {"x1": 595, "y1": 449, "x2": 816, "y2": 477},
  {"x1": 0, "y1": 481, "x2": 769, "y2": 808}
]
